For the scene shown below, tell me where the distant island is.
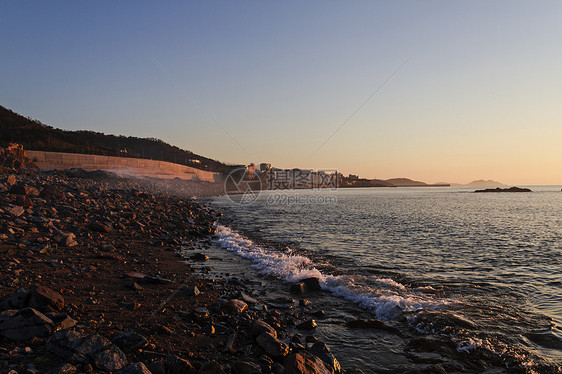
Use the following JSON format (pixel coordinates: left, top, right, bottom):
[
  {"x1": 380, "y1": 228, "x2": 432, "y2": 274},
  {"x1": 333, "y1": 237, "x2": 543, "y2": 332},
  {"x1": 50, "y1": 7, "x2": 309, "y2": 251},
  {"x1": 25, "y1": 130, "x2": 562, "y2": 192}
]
[
  {"x1": 451, "y1": 179, "x2": 506, "y2": 187},
  {"x1": 475, "y1": 187, "x2": 532, "y2": 193},
  {"x1": 340, "y1": 176, "x2": 450, "y2": 188}
]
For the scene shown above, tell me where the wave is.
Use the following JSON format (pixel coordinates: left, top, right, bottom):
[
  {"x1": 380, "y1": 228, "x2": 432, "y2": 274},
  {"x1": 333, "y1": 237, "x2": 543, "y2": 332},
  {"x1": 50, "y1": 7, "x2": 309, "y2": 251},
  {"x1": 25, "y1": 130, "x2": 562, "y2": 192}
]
[{"x1": 214, "y1": 224, "x2": 452, "y2": 321}]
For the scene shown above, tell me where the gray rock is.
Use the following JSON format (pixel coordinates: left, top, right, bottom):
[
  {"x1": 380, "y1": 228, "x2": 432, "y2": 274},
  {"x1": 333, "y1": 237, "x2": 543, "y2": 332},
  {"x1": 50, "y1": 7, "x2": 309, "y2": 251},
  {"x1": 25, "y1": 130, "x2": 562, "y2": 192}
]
[
  {"x1": 256, "y1": 332, "x2": 289, "y2": 358},
  {"x1": 297, "y1": 319, "x2": 317, "y2": 330},
  {"x1": 223, "y1": 333, "x2": 237, "y2": 353},
  {"x1": 0, "y1": 308, "x2": 53, "y2": 341},
  {"x1": 232, "y1": 360, "x2": 262, "y2": 374},
  {"x1": 47, "y1": 330, "x2": 127, "y2": 371}
]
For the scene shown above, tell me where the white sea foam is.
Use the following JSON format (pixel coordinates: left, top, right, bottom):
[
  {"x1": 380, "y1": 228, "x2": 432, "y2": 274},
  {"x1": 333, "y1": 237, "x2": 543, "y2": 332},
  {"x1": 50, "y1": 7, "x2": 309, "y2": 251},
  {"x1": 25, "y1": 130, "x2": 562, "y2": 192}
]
[{"x1": 214, "y1": 224, "x2": 448, "y2": 320}]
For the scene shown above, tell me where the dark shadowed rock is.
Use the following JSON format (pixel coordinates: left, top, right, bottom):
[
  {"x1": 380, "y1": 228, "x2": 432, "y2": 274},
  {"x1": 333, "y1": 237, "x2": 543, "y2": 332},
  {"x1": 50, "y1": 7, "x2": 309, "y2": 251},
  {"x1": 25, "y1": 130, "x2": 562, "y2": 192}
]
[
  {"x1": 164, "y1": 354, "x2": 195, "y2": 374},
  {"x1": 309, "y1": 342, "x2": 342, "y2": 373},
  {"x1": 191, "y1": 253, "x2": 209, "y2": 261},
  {"x1": 48, "y1": 313, "x2": 78, "y2": 331},
  {"x1": 0, "y1": 288, "x2": 29, "y2": 311},
  {"x1": 232, "y1": 360, "x2": 261, "y2": 374},
  {"x1": 223, "y1": 333, "x2": 237, "y2": 353},
  {"x1": 224, "y1": 299, "x2": 248, "y2": 313},
  {"x1": 40, "y1": 184, "x2": 65, "y2": 200},
  {"x1": 256, "y1": 332, "x2": 289, "y2": 358},
  {"x1": 117, "y1": 362, "x2": 152, "y2": 374},
  {"x1": 47, "y1": 330, "x2": 127, "y2": 371},
  {"x1": 297, "y1": 319, "x2": 317, "y2": 330},
  {"x1": 111, "y1": 331, "x2": 148, "y2": 351},
  {"x1": 182, "y1": 285, "x2": 200, "y2": 297},
  {"x1": 28, "y1": 285, "x2": 64, "y2": 312},
  {"x1": 45, "y1": 363, "x2": 77, "y2": 374},
  {"x1": 148, "y1": 360, "x2": 165, "y2": 374},
  {"x1": 199, "y1": 360, "x2": 226, "y2": 374},
  {"x1": 88, "y1": 222, "x2": 112, "y2": 233},
  {"x1": 284, "y1": 352, "x2": 332, "y2": 374},
  {"x1": 0, "y1": 308, "x2": 53, "y2": 341},
  {"x1": 302, "y1": 277, "x2": 322, "y2": 292}
]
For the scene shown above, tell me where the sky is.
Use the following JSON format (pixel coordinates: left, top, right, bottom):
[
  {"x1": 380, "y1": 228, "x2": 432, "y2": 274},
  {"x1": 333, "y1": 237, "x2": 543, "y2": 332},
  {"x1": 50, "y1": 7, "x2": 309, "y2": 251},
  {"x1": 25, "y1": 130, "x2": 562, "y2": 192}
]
[{"x1": 1, "y1": 1, "x2": 561, "y2": 185}]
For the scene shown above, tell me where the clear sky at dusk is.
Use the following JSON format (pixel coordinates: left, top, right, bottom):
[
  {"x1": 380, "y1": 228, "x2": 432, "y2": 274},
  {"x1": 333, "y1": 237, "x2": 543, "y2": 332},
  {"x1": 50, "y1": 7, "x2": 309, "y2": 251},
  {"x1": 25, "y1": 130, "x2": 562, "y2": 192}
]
[{"x1": 1, "y1": 1, "x2": 561, "y2": 185}]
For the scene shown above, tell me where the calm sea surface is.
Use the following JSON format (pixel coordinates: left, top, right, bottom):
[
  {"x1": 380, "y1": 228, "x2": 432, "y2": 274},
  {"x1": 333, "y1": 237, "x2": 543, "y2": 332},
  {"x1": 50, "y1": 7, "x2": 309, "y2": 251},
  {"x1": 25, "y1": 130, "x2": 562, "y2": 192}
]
[{"x1": 208, "y1": 186, "x2": 562, "y2": 372}]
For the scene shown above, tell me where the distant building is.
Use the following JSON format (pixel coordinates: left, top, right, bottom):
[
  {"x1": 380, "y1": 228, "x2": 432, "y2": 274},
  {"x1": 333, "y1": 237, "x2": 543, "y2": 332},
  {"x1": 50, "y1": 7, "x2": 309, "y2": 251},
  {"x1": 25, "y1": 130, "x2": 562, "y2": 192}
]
[
  {"x1": 348, "y1": 174, "x2": 359, "y2": 180},
  {"x1": 260, "y1": 163, "x2": 271, "y2": 172},
  {"x1": 189, "y1": 159, "x2": 201, "y2": 164},
  {"x1": 246, "y1": 163, "x2": 256, "y2": 179}
]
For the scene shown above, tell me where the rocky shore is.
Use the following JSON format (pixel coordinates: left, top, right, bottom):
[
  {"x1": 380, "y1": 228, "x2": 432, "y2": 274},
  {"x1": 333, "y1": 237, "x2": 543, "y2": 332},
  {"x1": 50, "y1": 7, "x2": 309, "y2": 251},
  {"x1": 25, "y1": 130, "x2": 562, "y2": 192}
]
[{"x1": 0, "y1": 166, "x2": 343, "y2": 374}]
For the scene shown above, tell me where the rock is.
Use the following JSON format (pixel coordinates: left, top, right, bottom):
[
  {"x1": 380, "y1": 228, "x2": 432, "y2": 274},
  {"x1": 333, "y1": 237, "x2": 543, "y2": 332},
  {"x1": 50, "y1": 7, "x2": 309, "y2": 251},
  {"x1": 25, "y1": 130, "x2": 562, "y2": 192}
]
[
  {"x1": 0, "y1": 288, "x2": 29, "y2": 311},
  {"x1": 28, "y1": 285, "x2": 64, "y2": 312},
  {"x1": 256, "y1": 332, "x2": 290, "y2": 358},
  {"x1": 0, "y1": 308, "x2": 53, "y2": 341},
  {"x1": 6, "y1": 174, "x2": 17, "y2": 186},
  {"x1": 49, "y1": 313, "x2": 78, "y2": 330},
  {"x1": 16, "y1": 194, "x2": 33, "y2": 207},
  {"x1": 302, "y1": 277, "x2": 322, "y2": 292},
  {"x1": 475, "y1": 186, "x2": 533, "y2": 193},
  {"x1": 40, "y1": 185, "x2": 65, "y2": 200},
  {"x1": 223, "y1": 333, "x2": 237, "y2": 353},
  {"x1": 111, "y1": 331, "x2": 148, "y2": 351},
  {"x1": 147, "y1": 360, "x2": 165, "y2": 374},
  {"x1": 251, "y1": 319, "x2": 277, "y2": 339},
  {"x1": 239, "y1": 292, "x2": 259, "y2": 304},
  {"x1": 46, "y1": 363, "x2": 77, "y2": 374},
  {"x1": 88, "y1": 222, "x2": 112, "y2": 233},
  {"x1": 290, "y1": 283, "x2": 305, "y2": 295},
  {"x1": 60, "y1": 233, "x2": 78, "y2": 247},
  {"x1": 224, "y1": 299, "x2": 248, "y2": 313},
  {"x1": 6, "y1": 205, "x2": 25, "y2": 217},
  {"x1": 297, "y1": 319, "x2": 317, "y2": 330},
  {"x1": 191, "y1": 253, "x2": 209, "y2": 261},
  {"x1": 232, "y1": 360, "x2": 262, "y2": 374},
  {"x1": 47, "y1": 330, "x2": 128, "y2": 371},
  {"x1": 164, "y1": 354, "x2": 195, "y2": 374},
  {"x1": 117, "y1": 362, "x2": 152, "y2": 374},
  {"x1": 199, "y1": 360, "x2": 226, "y2": 374},
  {"x1": 284, "y1": 352, "x2": 332, "y2": 374},
  {"x1": 182, "y1": 285, "x2": 200, "y2": 297},
  {"x1": 309, "y1": 342, "x2": 342, "y2": 373}
]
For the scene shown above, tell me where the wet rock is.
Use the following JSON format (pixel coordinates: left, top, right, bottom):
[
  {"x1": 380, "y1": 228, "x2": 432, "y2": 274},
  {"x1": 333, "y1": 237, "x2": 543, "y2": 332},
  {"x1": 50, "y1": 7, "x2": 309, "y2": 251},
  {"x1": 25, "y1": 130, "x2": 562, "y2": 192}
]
[
  {"x1": 224, "y1": 299, "x2": 248, "y2": 313},
  {"x1": 117, "y1": 362, "x2": 152, "y2": 374},
  {"x1": 199, "y1": 360, "x2": 226, "y2": 374},
  {"x1": 47, "y1": 330, "x2": 128, "y2": 371},
  {"x1": 297, "y1": 319, "x2": 317, "y2": 330},
  {"x1": 290, "y1": 283, "x2": 305, "y2": 295},
  {"x1": 251, "y1": 319, "x2": 277, "y2": 339},
  {"x1": 256, "y1": 332, "x2": 289, "y2": 358},
  {"x1": 302, "y1": 277, "x2": 322, "y2": 292},
  {"x1": 45, "y1": 363, "x2": 77, "y2": 374},
  {"x1": 28, "y1": 285, "x2": 64, "y2": 312},
  {"x1": 309, "y1": 342, "x2": 342, "y2": 373},
  {"x1": 284, "y1": 352, "x2": 331, "y2": 374},
  {"x1": 232, "y1": 360, "x2": 261, "y2": 374},
  {"x1": 0, "y1": 308, "x2": 53, "y2": 341},
  {"x1": 111, "y1": 331, "x2": 148, "y2": 351},
  {"x1": 239, "y1": 292, "x2": 258, "y2": 305},
  {"x1": 164, "y1": 354, "x2": 195, "y2": 374},
  {"x1": 191, "y1": 253, "x2": 209, "y2": 261},
  {"x1": 346, "y1": 319, "x2": 387, "y2": 329}
]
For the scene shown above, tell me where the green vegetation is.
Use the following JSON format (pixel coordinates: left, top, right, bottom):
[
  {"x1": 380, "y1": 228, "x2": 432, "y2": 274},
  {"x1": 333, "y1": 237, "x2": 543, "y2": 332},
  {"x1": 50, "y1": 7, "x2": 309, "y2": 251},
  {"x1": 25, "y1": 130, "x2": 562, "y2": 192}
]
[{"x1": 0, "y1": 105, "x2": 229, "y2": 172}]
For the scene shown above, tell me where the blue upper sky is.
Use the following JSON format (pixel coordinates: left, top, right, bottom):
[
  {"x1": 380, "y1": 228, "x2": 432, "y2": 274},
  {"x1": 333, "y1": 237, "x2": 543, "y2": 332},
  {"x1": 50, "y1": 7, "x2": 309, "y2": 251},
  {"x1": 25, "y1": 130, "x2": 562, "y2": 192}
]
[{"x1": 1, "y1": 1, "x2": 561, "y2": 184}]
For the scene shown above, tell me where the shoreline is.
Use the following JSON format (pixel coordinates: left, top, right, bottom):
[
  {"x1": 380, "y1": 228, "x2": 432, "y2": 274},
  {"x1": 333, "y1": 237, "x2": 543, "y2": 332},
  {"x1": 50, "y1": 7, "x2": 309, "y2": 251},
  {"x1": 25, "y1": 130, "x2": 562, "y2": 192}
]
[{"x1": 0, "y1": 167, "x2": 343, "y2": 373}]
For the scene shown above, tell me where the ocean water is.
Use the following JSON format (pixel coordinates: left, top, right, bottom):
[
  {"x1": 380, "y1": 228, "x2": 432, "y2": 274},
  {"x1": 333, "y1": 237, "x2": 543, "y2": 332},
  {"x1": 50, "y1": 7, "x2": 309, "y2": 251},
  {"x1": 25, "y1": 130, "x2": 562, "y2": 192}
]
[{"x1": 207, "y1": 186, "x2": 562, "y2": 372}]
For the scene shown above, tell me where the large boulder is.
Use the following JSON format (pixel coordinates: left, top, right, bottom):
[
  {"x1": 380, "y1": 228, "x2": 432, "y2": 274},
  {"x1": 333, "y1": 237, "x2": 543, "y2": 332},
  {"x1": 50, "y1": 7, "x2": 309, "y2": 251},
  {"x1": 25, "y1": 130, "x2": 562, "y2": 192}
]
[
  {"x1": 164, "y1": 354, "x2": 195, "y2": 374},
  {"x1": 309, "y1": 342, "x2": 342, "y2": 373},
  {"x1": 0, "y1": 308, "x2": 53, "y2": 341},
  {"x1": 251, "y1": 319, "x2": 277, "y2": 339}
]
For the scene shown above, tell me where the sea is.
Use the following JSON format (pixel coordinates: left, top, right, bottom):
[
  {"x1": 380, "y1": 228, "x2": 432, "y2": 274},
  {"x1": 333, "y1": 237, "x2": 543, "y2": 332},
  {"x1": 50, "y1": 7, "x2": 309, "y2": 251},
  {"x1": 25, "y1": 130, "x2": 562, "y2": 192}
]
[{"x1": 203, "y1": 186, "x2": 562, "y2": 373}]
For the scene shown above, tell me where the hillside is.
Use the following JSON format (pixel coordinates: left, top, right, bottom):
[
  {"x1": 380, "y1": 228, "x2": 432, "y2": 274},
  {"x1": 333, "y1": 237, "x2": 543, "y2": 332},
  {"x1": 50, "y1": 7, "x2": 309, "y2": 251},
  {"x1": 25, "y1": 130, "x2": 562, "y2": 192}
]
[
  {"x1": 0, "y1": 105, "x2": 230, "y2": 172},
  {"x1": 464, "y1": 179, "x2": 505, "y2": 187},
  {"x1": 385, "y1": 178, "x2": 427, "y2": 186}
]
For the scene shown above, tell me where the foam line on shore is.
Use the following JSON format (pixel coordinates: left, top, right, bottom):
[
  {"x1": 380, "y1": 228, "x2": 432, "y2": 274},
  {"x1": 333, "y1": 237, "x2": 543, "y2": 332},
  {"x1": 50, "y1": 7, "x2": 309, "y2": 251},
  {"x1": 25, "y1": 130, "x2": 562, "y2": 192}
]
[{"x1": 214, "y1": 224, "x2": 449, "y2": 320}]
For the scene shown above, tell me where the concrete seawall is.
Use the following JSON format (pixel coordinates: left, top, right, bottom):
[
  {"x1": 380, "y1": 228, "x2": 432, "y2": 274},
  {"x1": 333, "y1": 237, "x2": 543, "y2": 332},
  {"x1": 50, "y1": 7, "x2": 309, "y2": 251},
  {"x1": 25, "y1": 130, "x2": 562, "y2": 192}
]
[{"x1": 27, "y1": 150, "x2": 219, "y2": 183}]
